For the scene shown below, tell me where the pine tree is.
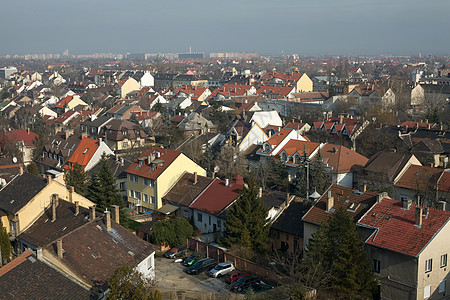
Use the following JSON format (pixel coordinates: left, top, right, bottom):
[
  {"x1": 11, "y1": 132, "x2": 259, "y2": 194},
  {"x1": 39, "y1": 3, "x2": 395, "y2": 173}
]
[
  {"x1": 223, "y1": 176, "x2": 269, "y2": 253},
  {"x1": 26, "y1": 162, "x2": 39, "y2": 176},
  {"x1": 291, "y1": 149, "x2": 309, "y2": 197},
  {"x1": 64, "y1": 163, "x2": 88, "y2": 196},
  {"x1": 309, "y1": 150, "x2": 332, "y2": 194},
  {"x1": 87, "y1": 155, "x2": 123, "y2": 211},
  {"x1": 301, "y1": 207, "x2": 376, "y2": 298},
  {"x1": 0, "y1": 225, "x2": 11, "y2": 265}
]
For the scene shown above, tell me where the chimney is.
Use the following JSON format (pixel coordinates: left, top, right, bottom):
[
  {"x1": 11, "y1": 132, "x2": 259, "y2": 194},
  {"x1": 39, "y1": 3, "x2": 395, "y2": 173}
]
[
  {"x1": 36, "y1": 247, "x2": 43, "y2": 260},
  {"x1": 57, "y1": 239, "x2": 63, "y2": 259},
  {"x1": 259, "y1": 187, "x2": 263, "y2": 198},
  {"x1": 415, "y1": 207, "x2": 423, "y2": 227},
  {"x1": 47, "y1": 175, "x2": 52, "y2": 184},
  {"x1": 211, "y1": 172, "x2": 215, "y2": 179},
  {"x1": 194, "y1": 172, "x2": 198, "y2": 185},
  {"x1": 51, "y1": 194, "x2": 58, "y2": 222},
  {"x1": 363, "y1": 184, "x2": 367, "y2": 193},
  {"x1": 423, "y1": 207, "x2": 429, "y2": 219},
  {"x1": 112, "y1": 205, "x2": 120, "y2": 224},
  {"x1": 68, "y1": 186, "x2": 74, "y2": 203},
  {"x1": 89, "y1": 205, "x2": 96, "y2": 221},
  {"x1": 339, "y1": 115, "x2": 344, "y2": 124},
  {"x1": 438, "y1": 201, "x2": 447, "y2": 211},
  {"x1": 285, "y1": 193, "x2": 291, "y2": 206},
  {"x1": 74, "y1": 201, "x2": 79, "y2": 216},
  {"x1": 98, "y1": 137, "x2": 102, "y2": 144},
  {"x1": 402, "y1": 199, "x2": 412, "y2": 210},
  {"x1": 326, "y1": 191, "x2": 334, "y2": 212},
  {"x1": 27, "y1": 128, "x2": 30, "y2": 135},
  {"x1": 19, "y1": 165, "x2": 23, "y2": 175},
  {"x1": 105, "y1": 210, "x2": 111, "y2": 231},
  {"x1": 225, "y1": 178, "x2": 230, "y2": 186},
  {"x1": 147, "y1": 154, "x2": 152, "y2": 165},
  {"x1": 427, "y1": 123, "x2": 431, "y2": 129},
  {"x1": 65, "y1": 130, "x2": 70, "y2": 140}
]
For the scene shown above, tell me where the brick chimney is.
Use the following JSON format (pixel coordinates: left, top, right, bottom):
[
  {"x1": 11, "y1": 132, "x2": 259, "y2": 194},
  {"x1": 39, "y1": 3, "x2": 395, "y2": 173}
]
[
  {"x1": 19, "y1": 165, "x2": 23, "y2": 175},
  {"x1": 326, "y1": 190, "x2": 334, "y2": 212},
  {"x1": 57, "y1": 239, "x2": 63, "y2": 259},
  {"x1": 194, "y1": 172, "x2": 198, "y2": 185},
  {"x1": 68, "y1": 186, "x2": 74, "y2": 203},
  {"x1": 438, "y1": 201, "x2": 447, "y2": 211},
  {"x1": 74, "y1": 201, "x2": 79, "y2": 216},
  {"x1": 112, "y1": 205, "x2": 120, "y2": 224},
  {"x1": 105, "y1": 210, "x2": 111, "y2": 231},
  {"x1": 415, "y1": 207, "x2": 423, "y2": 227},
  {"x1": 362, "y1": 184, "x2": 367, "y2": 193},
  {"x1": 46, "y1": 175, "x2": 52, "y2": 184},
  {"x1": 89, "y1": 205, "x2": 96, "y2": 221},
  {"x1": 51, "y1": 194, "x2": 58, "y2": 222}
]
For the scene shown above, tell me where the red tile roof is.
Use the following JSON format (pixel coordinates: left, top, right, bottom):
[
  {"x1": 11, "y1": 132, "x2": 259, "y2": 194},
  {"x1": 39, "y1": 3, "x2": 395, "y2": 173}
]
[
  {"x1": 259, "y1": 72, "x2": 303, "y2": 84},
  {"x1": 174, "y1": 86, "x2": 208, "y2": 100},
  {"x1": 265, "y1": 128, "x2": 293, "y2": 146},
  {"x1": 125, "y1": 147, "x2": 181, "y2": 180},
  {"x1": 401, "y1": 121, "x2": 436, "y2": 129},
  {"x1": 276, "y1": 140, "x2": 320, "y2": 157},
  {"x1": 319, "y1": 144, "x2": 368, "y2": 173},
  {"x1": 438, "y1": 171, "x2": 450, "y2": 192},
  {"x1": 53, "y1": 95, "x2": 73, "y2": 109},
  {"x1": 65, "y1": 137, "x2": 100, "y2": 170},
  {"x1": 359, "y1": 198, "x2": 450, "y2": 257},
  {"x1": 189, "y1": 175, "x2": 243, "y2": 215},
  {"x1": 256, "y1": 86, "x2": 295, "y2": 98},
  {"x1": 284, "y1": 121, "x2": 307, "y2": 131},
  {"x1": 2, "y1": 129, "x2": 38, "y2": 147},
  {"x1": 53, "y1": 110, "x2": 80, "y2": 124},
  {"x1": 171, "y1": 115, "x2": 185, "y2": 123},
  {"x1": 302, "y1": 184, "x2": 377, "y2": 226}
]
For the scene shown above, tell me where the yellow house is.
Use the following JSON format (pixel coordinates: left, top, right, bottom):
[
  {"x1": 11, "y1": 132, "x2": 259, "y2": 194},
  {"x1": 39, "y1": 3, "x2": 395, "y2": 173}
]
[
  {"x1": 296, "y1": 73, "x2": 313, "y2": 93},
  {"x1": 0, "y1": 172, "x2": 94, "y2": 236},
  {"x1": 103, "y1": 119, "x2": 149, "y2": 151},
  {"x1": 125, "y1": 147, "x2": 206, "y2": 212},
  {"x1": 116, "y1": 77, "x2": 140, "y2": 98}
]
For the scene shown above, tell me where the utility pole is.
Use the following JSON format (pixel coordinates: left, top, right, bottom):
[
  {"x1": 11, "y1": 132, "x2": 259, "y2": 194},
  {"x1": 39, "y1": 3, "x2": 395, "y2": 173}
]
[{"x1": 306, "y1": 160, "x2": 310, "y2": 200}]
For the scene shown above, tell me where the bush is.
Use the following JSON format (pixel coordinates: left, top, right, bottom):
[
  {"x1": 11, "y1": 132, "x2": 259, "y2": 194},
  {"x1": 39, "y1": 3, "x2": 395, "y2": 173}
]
[{"x1": 149, "y1": 218, "x2": 193, "y2": 247}]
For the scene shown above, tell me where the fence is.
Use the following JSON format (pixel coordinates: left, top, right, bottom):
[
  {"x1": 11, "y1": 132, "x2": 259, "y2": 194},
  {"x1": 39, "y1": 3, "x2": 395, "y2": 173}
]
[{"x1": 186, "y1": 238, "x2": 278, "y2": 281}]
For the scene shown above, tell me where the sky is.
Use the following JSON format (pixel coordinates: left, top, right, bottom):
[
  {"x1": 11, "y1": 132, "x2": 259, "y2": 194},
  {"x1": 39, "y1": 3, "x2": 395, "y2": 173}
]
[{"x1": 1, "y1": 0, "x2": 449, "y2": 56}]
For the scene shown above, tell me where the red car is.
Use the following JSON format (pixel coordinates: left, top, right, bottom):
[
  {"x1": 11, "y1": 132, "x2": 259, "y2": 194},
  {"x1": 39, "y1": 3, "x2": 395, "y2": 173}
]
[{"x1": 224, "y1": 270, "x2": 249, "y2": 284}]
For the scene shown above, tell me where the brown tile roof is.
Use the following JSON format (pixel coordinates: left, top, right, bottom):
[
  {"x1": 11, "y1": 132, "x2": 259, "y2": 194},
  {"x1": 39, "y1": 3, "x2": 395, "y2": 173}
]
[
  {"x1": 162, "y1": 172, "x2": 213, "y2": 207},
  {"x1": 0, "y1": 251, "x2": 91, "y2": 299},
  {"x1": 319, "y1": 144, "x2": 368, "y2": 173},
  {"x1": 364, "y1": 152, "x2": 417, "y2": 182},
  {"x1": 302, "y1": 184, "x2": 377, "y2": 226},
  {"x1": 394, "y1": 165, "x2": 442, "y2": 190},
  {"x1": 45, "y1": 217, "x2": 155, "y2": 289}
]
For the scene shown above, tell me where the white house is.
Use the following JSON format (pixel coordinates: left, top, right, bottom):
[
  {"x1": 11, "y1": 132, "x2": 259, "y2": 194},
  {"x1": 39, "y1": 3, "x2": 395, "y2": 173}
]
[{"x1": 250, "y1": 110, "x2": 283, "y2": 128}]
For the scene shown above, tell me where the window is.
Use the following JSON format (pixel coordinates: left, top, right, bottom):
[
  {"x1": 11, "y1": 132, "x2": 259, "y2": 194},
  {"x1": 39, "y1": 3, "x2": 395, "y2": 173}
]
[
  {"x1": 143, "y1": 194, "x2": 149, "y2": 203},
  {"x1": 147, "y1": 255, "x2": 153, "y2": 270},
  {"x1": 197, "y1": 212, "x2": 203, "y2": 222},
  {"x1": 217, "y1": 220, "x2": 221, "y2": 228},
  {"x1": 122, "y1": 141, "x2": 129, "y2": 148},
  {"x1": 439, "y1": 280, "x2": 446, "y2": 294},
  {"x1": 129, "y1": 174, "x2": 138, "y2": 183},
  {"x1": 209, "y1": 215, "x2": 211, "y2": 225},
  {"x1": 441, "y1": 254, "x2": 447, "y2": 268},
  {"x1": 425, "y1": 259, "x2": 432, "y2": 273},
  {"x1": 150, "y1": 196, "x2": 155, "y2": 204},
  {"x1": 129, "y1": 190, "x2": 134, "y2": 198},
  {"x1": 424, "y1": 285, "x2": 431, "y2": 299},
  {"x1": 373, "y1": 259, "x2": 380, "y2": 273},
  {"x1": 143, "y1": 178, "x2": 154, "y2": 187},
  {"x1": 135, "y1": 191, "x2": 141, "y2": 200},
  {"x1": 119, "y1": 182, "x2": 126, "y2": 191}
]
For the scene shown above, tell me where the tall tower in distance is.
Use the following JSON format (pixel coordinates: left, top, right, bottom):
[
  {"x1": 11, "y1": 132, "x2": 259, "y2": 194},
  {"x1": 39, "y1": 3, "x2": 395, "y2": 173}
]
[{"x1": 63, "y1": 49, "x2": 69, "y2": 57}]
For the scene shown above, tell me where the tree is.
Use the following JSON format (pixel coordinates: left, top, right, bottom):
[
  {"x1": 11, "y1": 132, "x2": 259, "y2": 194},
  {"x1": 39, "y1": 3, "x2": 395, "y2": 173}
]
[
  {"x1": 64, "y1": 163, "x2": 88, "y2": 196},
  {"x1": 108, "y1": 265, "x2": 161, "y2": 300},
  {"x1": 26, "y1": 162, "x2": 39, "y2": 176},
  {"x1": 301, "y1": 207, "x2": 376, "y2": 298},
  {"x1": 254, "y1": 157, "x2": 288, "y2": 191},
  {"x1": 129, "y1": 113, "x2": 139, "y2": 124},
  {"x1": 222, "y1": 176, "x2": 269, "y2": 253},
  {"x1": 0, "y1": 225, "x2": 11, "y2": 266},
  {"x1": 149, "y1": 218, "x2": 193, "y2": 247},
  {"x1": 87, "y1": 155, "x2": 123, "y2": 211}
]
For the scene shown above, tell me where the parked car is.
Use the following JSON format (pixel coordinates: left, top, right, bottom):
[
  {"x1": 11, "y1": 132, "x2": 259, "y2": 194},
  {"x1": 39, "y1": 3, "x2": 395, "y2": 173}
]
[
  {"x1": 164, "y1": 246, "x2": 188, "y2": 259},
  {"x1": 182, "y1": 253, "x2": 204, "y2": 266},
  {"x1": 230, "y1": 275, "x2": 260, "y2": 292},
  {"x1": 186, "y1": 258, "x2": 217, "y2": 275},
  {"x1": 208, "y1": 261, "x2": 235, "y2": 278},
  {"x1": 224, "y1": 270, "x2": 249, "y2": 284},
  {"x1": 243, "y1": 282, "x2": 273, "y2": 294}
]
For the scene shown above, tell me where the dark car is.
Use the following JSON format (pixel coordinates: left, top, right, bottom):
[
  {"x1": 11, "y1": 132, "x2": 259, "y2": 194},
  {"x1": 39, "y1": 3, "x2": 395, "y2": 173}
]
[
  {"x1": 243, "y1": 282, "x2": 273, "y2": 294},
  {"x1": 164, "y1": 246, "x2": 188, "y2": 259},
  {"x1": 230, "y1": 275, "x2": 260, "y2": 292},
  {"x1": 182, "y1": 253, "x2": 204, "y2": 266},
  {"x1": 186, "y1": 258, "x2": 217, "y2": 275},
  {"x1": 224, "y1": 270, "x2": 249, "y2": 284}
]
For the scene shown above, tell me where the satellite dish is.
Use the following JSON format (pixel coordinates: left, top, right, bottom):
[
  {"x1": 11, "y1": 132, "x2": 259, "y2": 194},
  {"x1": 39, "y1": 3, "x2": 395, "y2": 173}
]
[{"x1": 12, "y1": 157, "x2": 17, "y2": 164}]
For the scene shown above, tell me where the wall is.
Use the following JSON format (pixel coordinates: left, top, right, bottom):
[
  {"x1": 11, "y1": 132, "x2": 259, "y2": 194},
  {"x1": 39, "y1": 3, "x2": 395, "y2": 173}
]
[
  {"x1": 17, "y1": 181, "x2": 94, "y2": 233},
  {"x1": 135, "y1": 252, "x2": 155, "y2": 280},
  {"x1": 193, "y1": 209, "x2": 225, "y2": 233},
  {"x1": 417, "y1": 220, "x2": 450, "y2": 299},
  {"x1": 84, "y1": 142, "x2": 114, "y2": 171},
  {"x1": 335, "y1": 172, "x2": 353, "y2": 188},
  {"x1": 302, "y1": 221, "x2": 319, "y2": 250},
  {"x1": 271, "y1": 229, "x2": 303, "y2": 254},
  {"x1": 297, "y1": 74, "x2": 313, "y2": 92},
  {"x1": 121, "y1": 78, "x2": 140, "y2": 98}
]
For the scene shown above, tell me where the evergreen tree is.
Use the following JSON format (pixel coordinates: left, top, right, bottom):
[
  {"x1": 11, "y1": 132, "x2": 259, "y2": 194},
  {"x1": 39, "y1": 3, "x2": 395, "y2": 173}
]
[
  {"x1": 291, "y1": 148, "x2": 310, "y2": 197},
  {"x1": 87, "y1": 155, "x2": 123, "y2": 210},
  {"x1": 222, "y1": 176, "x2": 269, "y2": 253},
  {"x1": 64, "y1": 163, "x2": 88, "y2": 196},
  {"x1": 301, "y1": 207, "x2": 376, "y2": 298},
  {"x1": 129, "y1": 113, "x2": 139, "y2": 124},
  {"x1": 199, "y1": 144, "x2": 214, "y2": 173},
  {"x1": 0, "y1": 225, "x2": 11, "y2": 265},
  {"x1": 26, "y1": 162, "x2": 40, "y2": 176}
]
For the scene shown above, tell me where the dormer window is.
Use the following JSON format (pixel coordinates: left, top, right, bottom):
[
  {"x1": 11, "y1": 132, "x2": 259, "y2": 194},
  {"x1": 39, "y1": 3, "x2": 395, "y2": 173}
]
[
  {"x1": 281, "y1": 152, "x2": 288, "y2": 162},
  {"x1": 294, "y1": 154, "x2": 300, "y2": 164},
  {"x1": 264, "y1": 143, "x2": 271, "y2": 153},
  {"x1": 122, "y1": 130, "x2": 127, "y2": 136}
]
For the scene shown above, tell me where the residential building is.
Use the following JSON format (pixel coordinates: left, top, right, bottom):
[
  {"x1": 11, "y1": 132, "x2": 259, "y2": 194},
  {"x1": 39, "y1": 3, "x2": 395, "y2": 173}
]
[
  {"x1": 115, "y1": 77, "x2": 140, "y2": 98},
  {"x1": 0, "y1": 129, "x2": 38, "y2": 165},
  {"x1": 64, "y1": 136, "x2": 114, "y2": 171},
  {"x1": 359, "y1": 198, "x2": 450, "y2": 300},
  {"x1": 258, "y1": 72, "x2": 313, "y2": 92},
  {"x1": 80, "y1": 115, "x2": 113, "y2": 138},
  {"x1": 102, "y1": 119, "x2": 148, "y2": 152},
  {"x1": 125, "y1": 147, "x2": 206, "y2": 211},
  {"x1": 177, "y1": 112, "x2": 216, "y2": 136}
]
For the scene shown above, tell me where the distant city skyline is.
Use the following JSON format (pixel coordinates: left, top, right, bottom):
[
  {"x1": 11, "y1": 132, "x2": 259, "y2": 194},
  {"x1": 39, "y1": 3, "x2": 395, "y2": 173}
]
[{"x1": 1, "y1": 0, "x2": 449, "y2": 56}]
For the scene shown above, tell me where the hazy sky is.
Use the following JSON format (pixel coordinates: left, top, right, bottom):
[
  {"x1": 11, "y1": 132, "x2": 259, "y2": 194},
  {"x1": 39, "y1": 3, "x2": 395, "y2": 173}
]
[{"x1": 1, "y1": 0, "x2": 449, "y2": 56}]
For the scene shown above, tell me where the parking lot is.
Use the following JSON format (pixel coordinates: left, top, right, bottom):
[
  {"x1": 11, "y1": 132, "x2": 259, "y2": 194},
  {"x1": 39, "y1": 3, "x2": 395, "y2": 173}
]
[{"x1": 154, "y1": 255, "x2": 244, "y2": 300}]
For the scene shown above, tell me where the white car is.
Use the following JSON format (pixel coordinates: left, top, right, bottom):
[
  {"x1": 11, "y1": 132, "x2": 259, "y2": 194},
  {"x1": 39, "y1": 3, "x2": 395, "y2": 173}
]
[{"x1": 208, "y1": 261, "x2": 235, "y2": 278}]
